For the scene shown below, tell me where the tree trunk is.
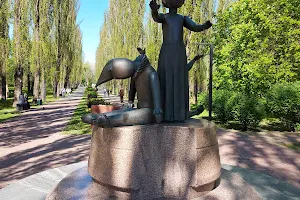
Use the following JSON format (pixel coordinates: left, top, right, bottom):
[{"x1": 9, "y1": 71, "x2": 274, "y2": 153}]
[
  {"x1": 54, "y1": 1, "x2": 62, "y2": 98},
  {"x1": 27, "y1": 72, "x2": 31, "y2": 95},
  {"x1": 0, "y1": 0, "x2": 9, "y2": 100},
  {"x1": 57, "y1": 82, "x2": 61, "y2": 97},
  {"x1": 53, "y1": 71, "x2": 59, "y2": 97},
  {"x1": 0, "y1": 68, "x2": 6, "y2": 100},
  {"x1": 33, "y1": 70, "x2": 40, "y2": 99},
  {"x1": 6, "y1": 84, "x2": 9, "y2": 98},
  {"x1": 13, "y1": 65, "x2": 23, "y2": 106},
  {"x1": 40, "y1": 68, "x2": 46, "y2": 102},
  {"x1": 64, "y1": 66, "x2": 71, "y2": 89},
  {"x1": 194, "y1": 73, "x2": 198, "y2": 104}
]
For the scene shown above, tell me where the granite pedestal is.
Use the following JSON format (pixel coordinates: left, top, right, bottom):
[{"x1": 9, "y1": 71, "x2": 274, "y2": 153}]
[{"x1": 46, "y1": 119, "x2": 261, "y2": 199}]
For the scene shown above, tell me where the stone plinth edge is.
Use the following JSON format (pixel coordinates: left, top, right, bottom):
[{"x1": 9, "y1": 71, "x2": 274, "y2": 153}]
[{"x1": 46, "y1": 167, "x2": 262, "y2": 200}]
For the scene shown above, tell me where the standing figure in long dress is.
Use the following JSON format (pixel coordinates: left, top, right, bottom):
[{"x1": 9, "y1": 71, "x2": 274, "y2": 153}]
[{"x1": 150, "y1": 0, "x2": 212, "y2": 122}]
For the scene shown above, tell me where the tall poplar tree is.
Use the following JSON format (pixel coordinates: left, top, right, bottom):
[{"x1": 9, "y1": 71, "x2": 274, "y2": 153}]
[
  {"x1": 0, "y1": 0, "x2": 10, "y2": 99},
  {"x1": 13, "y1": 0, "x2": 30, "y2": 105},
  {"x1": 96, "y1": 0, "x2": 145, "y2": 95}
]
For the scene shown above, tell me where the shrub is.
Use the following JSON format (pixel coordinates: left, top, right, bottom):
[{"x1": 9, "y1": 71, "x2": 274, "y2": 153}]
[
  {"x1": 212, "y1": 89, "x2": 264, "y2": 130},
  {"x1": 87, "y1": 91, "x2": 98, "y2": 99},
  {"x1": 87, "y1": 97, "x2": 111, "y2": 108},
  {"x1": 296, "y1": 124, "x2": 300, "y2": 132},
  {"x1": 89, "y1": 98, "x2": 110, "y2": 106},
  {"x1": 86, "y1": 87, "x2": 94, "y2": 92},
  {"x1": 267, "y1": 82, "x2": 300, "y2": 131},
  {"x1": 231, "y1": 94, "x2": 265, "y2": 130},
  {"x1": 0, "y1": 99, "x2": 13, "y2": 110},
  {"x1": 198, "y1": 92, "x2": 209, "y2": 109},
  {"x1": 212, "y1": 89, "x2": 233, "y2": 123}
]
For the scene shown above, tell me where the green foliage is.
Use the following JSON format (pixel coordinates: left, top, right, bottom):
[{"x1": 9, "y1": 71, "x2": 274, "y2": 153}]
[
  {"x1": 86, "y1": 87, "x2": 95, "y2": 92},
  {"x1": 295, "y1": 124, "x2": 300, "y2": 132},
  {"x1": 87, "y1": 91, "x2": 98, "y2": 99},
  {"x1": 212, "y1": 90, "x2": 231, "y2": 123},
  {"x1": 266, "y1": 82, "x2": 300, "y2": 131},
  {"x1": 230, "y1": 93, "x2": 265, "y2": 130},
  {"x1": 211, "y1": 89, "x2": 264, "y2": 130},
  {"x1": 213, "y1": 0, "x2": 300, "y2": 95},
  {"x1": 95, "y1": 0, "x2": 145, "y2": 95},
  {"x1": 85, "y1": 87, "x2": 110, "y2": 107},
  {"x1": 197, "y1": 92, "x2": 209, "y2": 109},
  {"x1": 88, "y1": 98, "x2": 110, "y2": 106},
  {"x1": 0, "y1": 98, "x2": 13, "y2": 110}
]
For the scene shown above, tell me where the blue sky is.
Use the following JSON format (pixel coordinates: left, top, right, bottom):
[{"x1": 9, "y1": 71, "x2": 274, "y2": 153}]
[{"x1": 77, "y1": 0, "x2": 109, "y2": 65}]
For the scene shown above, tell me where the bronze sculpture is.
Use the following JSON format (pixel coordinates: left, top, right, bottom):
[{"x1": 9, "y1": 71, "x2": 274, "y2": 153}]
[
  {"x1": 82, "y1": 48, "x2": 203, "y2": 127},
  {"x1": 82, "y1": 48, "x2": 163, "y2": 127},
  {"x1": 150, "y1": 0, "x2": 212, "y2": 122}
]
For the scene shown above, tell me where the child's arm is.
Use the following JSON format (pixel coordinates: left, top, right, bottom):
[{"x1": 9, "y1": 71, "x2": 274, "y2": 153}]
[
  {"x1": 184, "y1": 17, "x2": 212, "y2": 32},
  {"x1": 150, "y1": 0, "x2": 164, "y2": 23}
]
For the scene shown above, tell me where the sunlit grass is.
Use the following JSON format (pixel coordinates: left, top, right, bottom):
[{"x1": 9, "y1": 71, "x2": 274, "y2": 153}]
[
  {"x1": 0, "y1": 93, "x2": 59, "y2": 123},
  {"x1": 62, "y1": 97, "x2": 91, "y2": 135},
  {"x1": 284, "y1": 142, "x2": 300, "y2": 151},
  {"x1": 192, "y1": 109, "x2": 210, "y2": 119},
  {"x1": 0, "y1": 108, "x2": 19, "y2": 123}
]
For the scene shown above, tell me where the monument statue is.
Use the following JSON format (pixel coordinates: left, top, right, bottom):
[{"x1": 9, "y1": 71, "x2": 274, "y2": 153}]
[
  {"x1": 82, "y1": 48, "x2": 203, "y2": 127},
  {"x1": 150, "y1": 0, "x2": 212, "y2": 122},
  {"x1": 46, "y1": 2, "x2": 261, "y2": 199},
  {"x1": 82, "y1": 48, "x2": 163, "y2": 127}
]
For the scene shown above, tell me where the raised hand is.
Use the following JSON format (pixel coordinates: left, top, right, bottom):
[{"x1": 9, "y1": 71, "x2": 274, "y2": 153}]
[
  {"x1": 150, "y1": 0, "x2": 160, "y2": 10},
  {"x1": 203, "y1": 20, "x2": 213, "y2": 29}
]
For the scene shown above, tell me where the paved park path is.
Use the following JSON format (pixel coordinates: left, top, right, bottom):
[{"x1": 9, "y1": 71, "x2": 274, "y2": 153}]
[
  {"x1": 0, "y1": 89, "x2": 299, "y2": 190},
  {"x1": 0, "y1": 87, "x2": 91, "y2": 189}
]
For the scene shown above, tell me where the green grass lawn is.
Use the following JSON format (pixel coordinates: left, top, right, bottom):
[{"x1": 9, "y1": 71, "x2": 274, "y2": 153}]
[
  {"x1": 192, "y1": 109, "x2": 210, "y2": 119},
  {"x1": 0, "y1": 92, "x2": 59, "y2": 123},
  {"x1": 0, "y1": 99, "x2": 20, "y2": 123},
  {"x1": 284, "y1": 142, "x2": 300, "y2": 151},
  {"x1": 0, "y1": 108, "x2": 19, "y2": 123},
  {"x1": 62, "y1": 97, "x2": 92, "y2": 135}
]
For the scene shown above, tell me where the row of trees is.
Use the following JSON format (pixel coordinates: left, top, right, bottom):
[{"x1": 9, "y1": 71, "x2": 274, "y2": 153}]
[
  {"x1": 95, "y1": 0, "x2": 146, "y2": 95},
  {"x1": 0, "y1": 0, "x2": 84, "y2": 105},
  {"x1": 95, "y1": 0, "x2": 230, "y2": 99}
]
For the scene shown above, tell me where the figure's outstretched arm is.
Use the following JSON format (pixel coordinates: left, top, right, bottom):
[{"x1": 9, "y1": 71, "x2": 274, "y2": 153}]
[
  {"x1": 184, "y1": 17, "x2": 212, "y2": 32},
  {"x1": 187, "y1": 55, "x2": 204, "y2": 71},
  {"x1": 128, "y1": 78, "x2": 136, "y2": 105},
  {"x1": 149, "y1": 72, "x2": 163, "y2": 123},
  {"x1": 150, "y1": 0, "x2": 164, "y2": 23}
]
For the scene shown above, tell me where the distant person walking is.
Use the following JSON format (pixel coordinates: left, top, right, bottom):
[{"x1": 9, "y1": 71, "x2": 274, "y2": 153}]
[{"x1": 119, "y1": 88, "x2": 124, "y2": 103}]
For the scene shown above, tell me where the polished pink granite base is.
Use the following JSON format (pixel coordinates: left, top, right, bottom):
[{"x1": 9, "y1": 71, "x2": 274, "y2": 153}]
[{"x1": 46, "y1": 167, "x2": 261, "y2": 200}]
